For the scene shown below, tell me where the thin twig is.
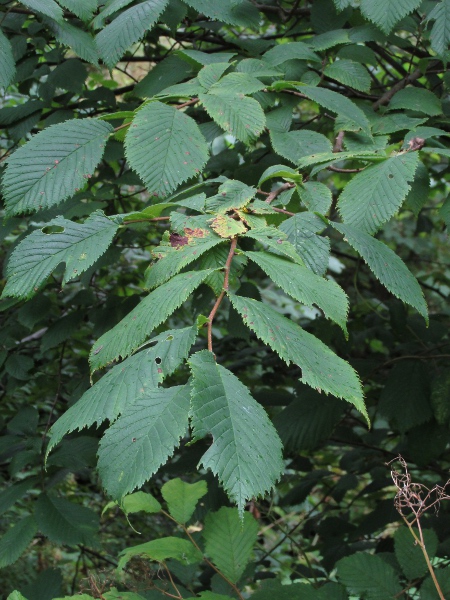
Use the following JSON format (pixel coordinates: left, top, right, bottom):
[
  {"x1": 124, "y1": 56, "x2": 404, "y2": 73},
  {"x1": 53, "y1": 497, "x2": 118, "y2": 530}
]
[{"x1": 265, "y1": 182, "x2": 295, "y2": 204}]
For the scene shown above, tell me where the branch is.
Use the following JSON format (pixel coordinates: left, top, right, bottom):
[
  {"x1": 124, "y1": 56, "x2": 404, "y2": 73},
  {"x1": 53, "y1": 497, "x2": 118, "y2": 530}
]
[{"x1": 265, "y1": 182, "x2": 295, "y2": 204}]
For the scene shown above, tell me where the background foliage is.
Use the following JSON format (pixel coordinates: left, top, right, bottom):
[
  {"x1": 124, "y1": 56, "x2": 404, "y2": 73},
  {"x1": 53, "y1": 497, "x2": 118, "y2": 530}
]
[{"x1": 1, "y1": 0, "x2": 450, "y2": 598}]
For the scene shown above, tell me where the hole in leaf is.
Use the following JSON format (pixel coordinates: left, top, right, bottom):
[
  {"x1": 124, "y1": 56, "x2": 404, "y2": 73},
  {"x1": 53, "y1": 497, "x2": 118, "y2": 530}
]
[
  {"x1": 155, "y1": 357, "x2": 162, "y2": 365},
  {"x1": 42, "y1": 225, "x2": 65, "y2": 234}
]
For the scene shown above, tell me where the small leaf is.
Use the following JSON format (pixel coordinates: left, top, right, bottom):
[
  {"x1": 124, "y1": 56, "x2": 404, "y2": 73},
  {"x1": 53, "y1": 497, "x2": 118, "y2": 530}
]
[
  {"x1": 121, "y1": 492, "x2": 162, "y2": 515},
  {"x1": 162, "y1": 478, "x2": 207, "y2": 523},
  {"x1": 203, "y1": 507, "x2": 258, "y2": 582},
  {"x1": 118, "y1": 536, "x2": 202, "y2": 571},
  {"x1": 258, "y1": 165, "x2": 301, "y2": 186},
  {"x1": 0, "y1": 516, "x2": 37, "y2": 568}
]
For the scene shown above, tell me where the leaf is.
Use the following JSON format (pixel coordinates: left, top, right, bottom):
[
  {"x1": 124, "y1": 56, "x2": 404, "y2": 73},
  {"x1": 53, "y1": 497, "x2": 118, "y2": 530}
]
[
  {"x1": 3, "y1": 211, "x2": 119, "y2": 299},
  {"x1": 95, "y1": 0, "x2": 169, "y2": 69},
  {"x1": 258, "y1": 165, "x2": 301, "y2": 186},
  {"x1": 46, "y1": 19, "x2": 99, "y2": 64},
  {"x1": 270, "y1": 130, "x2": 332, "y2": 165},
  {"x1": 209, "y1": 214, "x2": 247, "y2": 238},
  {"x1": 198, "y1": 63, "x2": 231, "y2": 89},
  {"x1": 263, "y1": 42, "x2": 321, "y2": 64},
  {"x1": 161, "y1": 478, "x2": 208, "y2": 523},
  {"x1": 421, "y1": 566, "x2": 450, "y2": 600},
  {"x1": 337, "y1": 552, "x2": 402, "y2": 599},
  {"x1": 57, "y1": 0, "x2": 97, "y2": 20},
  {"x1": 135, "y1": 55, "x2": 195, "y2": 98},
  {"x1": 48, "y1": 326, "x2": 197, "y2": 452},
  {"x1": 298, "y1": 85, "x2": 371, "y2": 135},
  {"x1": 21, "y1": 0, "x2": 64, "y2": 21},
  {"x1": 2, "y1": 119, "x2": 112, "y2": 217},
  {"x1": 205, "y1": 179, "x2": 256, "y2": 214},
  {"x1": 427, "y1": 0, "x2": 450, "y2": 56},
  {"x1": 228, "y1": 295, "x2": 367, "y2": 419},
  {"x1": 199, "y1": 92, "x2": 265, "y2": 144},
  {"x1": 360, "y1": 0, "x2": 422, "y2": 34},
  {"x1": 297, "y1": 150, "x2": 382, "y2": 170},
  {"x1": 244, "y1": 226, "x2": 305, "y2": 264},
  {"x1": 280, "y1": 212, "x2": 331, "y2": 275},
  {"x1": 298, "y1": 181, "x2": 332, "y2": 214},
  {"x1": 189, "y1": 351, "x2": 284, "y2": 514},
  {"x1": 125, "y1": 101, "x2": 209, "y2": 198},
  {"x1": 0, "y1": 478, "x2": 37, "y2": 516},
  {"x1": 203, "y1": 507, "x2": 258, "y2": 582},
  {"x1": 324, "y1": 59, "x2": 371, "y2": 93},
  {"x1": 337, "y1": 153, "x2": 419, "y2": 234},
  {"x1": 394, "y1": 526, "x2": 438, "y2": 580},
  {"x1": 0, "y1": 28, "x2": 16, "y2": 89},
  {"x1": 209, "y1": 72, "x2": 266, "y2": 95},
  {"x1": 245, "y1": 250, "x2": 348, "y2": 332},
  {"x1": 118, "y1": 536, "x2": 202, "y2": 571},
  {"x1": 7, "y1": 593, "x2": 28, "y2": 600},
  {"x1": 0, "y1": 516, "x2": 37, "y2": 569},
  {"x1": 182, "y1": 0, "x2": 260, "y2": 27},
  {"x1": 332, "y1": 223, "x2": 428, "y2": 320},
  {"x1": 35, "y1": 494, "x2": 98, "y2": 545},
  {"x1": 108, "y1": 491, "x2": 162, "y2": 515},
  {"x1": 98, "y1": 384, "x2": 191, "y2": 498},
  {"x1": 388, "y1": 87, "x2": 442, "y2": 116}
]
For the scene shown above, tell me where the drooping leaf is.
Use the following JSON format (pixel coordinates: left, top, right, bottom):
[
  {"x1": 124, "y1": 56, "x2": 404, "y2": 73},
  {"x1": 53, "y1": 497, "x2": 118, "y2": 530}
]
[
  {"x1": 0, "y1": 516, "x2": 37, "y2": 569},
  {"x1": 199, "y1": 92, "x2": 265, "y2": 144},
  {"x1": 125, "y1": 101, "x2": 209, "y2": 198},
  {"x1": 198, "y1": 63, "x2": 230, "y2": 89},
  {"x1": 333, "y1": 223, "x2": 428, "y2": 320},
  {"x1": 90, "y1": 269, "x2": 212, "y2": 371},
  {"x1": 263, "y1": 42, "x2": 321, "y2": 64},
  {"x1": 279, "y1": 212, "x2": 331, "y2": 275},
  {"x1": 388, "y1": 87, "x2": 442, "y2": 116},
  {"x1": 2, "y1": 119, "x2": 112, "y2": 216},
  {"x1": 21, "y1": 0, "x2": 64, "y2": 21},
  {"x1": 394, "y1": 526, "x2": 438, "y2": 581},
  {"x1": 270, "y1": 130, "x2": 332, "y2": 165},
  {"x1": 360, "y1": 0, "x2": 422, "y2": 34},
  {"x1": 35, "y1": 494, "x2": 98, "y2": 545},
  {"x1": 95, "y1": 0, "x2": 169, "y2": 69},
  {"x1": 229, "y1": 295, "x2": 367, "y2": 419},
  {"x1": 0, "y1": 29, "x2": 16, "y2": 89},
  {"x1": 427, "y1": 0, "x2": 450, "y2": 56},
  {"x1": 324, "y1": 59, "x2": 371, "y2": 92},
  {"x1": 0, "y1": 478, "x2": 37, "y2": 516},
  {"x1": 118, "y1": 536, "x2": 202, "y2": 571},
  {"x1": 103, "y1": 491, "x2": 162, "y2": 516},
  {"x1": 98, "y1": 384, "x2": 191, "y2": 498},
  {"x1": 56, "y1": 0, "x2": 97, "y2": 20},
  {"x1": 135, "y1": 55, "x2": 195, "y2": 98},
  {"x1": 46, "y1": 19, "x2": 99, "y2": 64},
  {"x1": 48, "y1": 326, "x2": 197, "y2": 451},
  {"x1": 209, "y1": 72, "x2": 266, "y2": 95},
  {"x1": 161, "y1": 478, "x2": 208, "y2": 523},
  {"x1": 203, "y1": 507, "x2": 258, "y2": 582},
  {"x1": 337, "y1": 152, "x2": 419, "y2": 234},
  {"x1": 182, "y1": 0, "x2": 260, "y2": 28},
  {"x1": 245, "y1": 251, "x2": 348, "y2": 331},
  {"x1": 3, "y1": 211, "x2": 119, "y2": 299},
  {"x1": 92, "y1": 0, "x2": 135, "y2": 28},
  {"x1": 205, "y1": 179, "x2": 256, "y2": 214},
  {"x1": 337, "y1": 552, "x2": 402, "y2": 599},
  {"x1": 298, "y1": 181, "x2": 333, "y2": 214},
  {"x1": 209, "y1": 214, "x2": 247, "y2": 238},
  {"x1": 189, "y1": 351, "x2": 284, "y2": 514},
  {"x1": 244, "y1": 226, "x2": 306, "y2": 264}
]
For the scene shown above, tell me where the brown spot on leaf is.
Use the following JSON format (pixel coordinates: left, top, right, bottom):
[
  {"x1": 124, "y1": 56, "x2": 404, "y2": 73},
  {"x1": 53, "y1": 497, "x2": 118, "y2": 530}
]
[{"x1": 170, "y1": 232, "x2": 189, "y2": 247}]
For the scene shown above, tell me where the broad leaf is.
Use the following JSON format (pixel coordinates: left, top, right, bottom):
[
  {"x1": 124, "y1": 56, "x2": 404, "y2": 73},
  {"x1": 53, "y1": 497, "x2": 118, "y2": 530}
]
[
  {"x1": 96, "y1": 0, "x2": 169, "y2": 69},
  {"x1": 244, "y1": 227, "x2": 305, "y2": 264},
  {"x1": 98, "y1": 384, "x2": 191, "y2": 498},
  {"x1": 183, "y1": 0, "x2": 260, "y2": 27},
  {"x1": 263, "y1": 42, "x2": 321, "y2": 64},
  {"x1": 35, "y1": 494, "x2": 98, "y2": 545},
  {"x1": 106, "y1": 491, "x2": 162, "y2": 515},
  {"x1": 209, "y1": 72, "x2": 266, "y2": 95},
  {"x1": 125, "y1": 101, "x2": 209, "y2": 198},
  {"x1": 394, "y1": 526, "x2": 438, "y2": 580},
  {"x1": 2, "y1": 119, "x2": 112, "y2": 216},
  {"x1": 324, "y1": 59, "x2": 371, "y2": 92},
  {"x1": 90, "y1": 269, "x2": 212, "y2": 371},
  {"x1": 245, "y1": 251, "x2": 348, "y2": 331},
  {"x1": 203, "y1": 507, "x2": 258, "y2": 582},
  {"x1": 333, "y1": 223, "x2": 428, "y2": 320},
  {"x1": 0, "y1": 478, "x2": 37, "y2": 516},
  {"x1": 92, "y1": 0, "x2": 135, "y2": 28},
  {"x1": 360, "y1": 0, "x2": 422, "y2": 34},
  {"x1": 21, "y1": 0, "x2": 64, "y2": 21},
  {"x1": 298, "y1": 181, "x2": 332, "y2": 214},
  {"x1": 118, "y1": 536, "x2": 202, "y2": 571},
  {"x1": 57, "y1": 0, "x2": 97, "y2": 20},
  {"x1": 161, "y1": 478, "x2": 208, "y2": 523},
  {"x1": 3, "y1": 211, "x2": 119, "y2": 299},
  {"x1": 189, "y1": 351, "x2": 284, "y2": 513},
  {"x1": 388, "y1": 87, "x2": 442, "y2": 116},
  {"x1": 46, "y1": 19, "x2": 99, "y2": 64},
  {"x1": 337, "y1": 153, "x2": 419, "y2": 234},
  {"x1": 270, "y1": 130, "x2": 332, "y2": 165},
  {"x1": 229, "y1": 295, "x2": 367, "y2": 419},
  {"x1": 280, "y1": 213, "x2": 331, "y2": 275},
  {"x1": 135, "y1": 55, "x2": 194, "y2": 98},
  {"x1": 205, "y1": 179, "x2": 256, "y2": 213},
  {"x1": 427, "y1": 0, "x2": 450, "y2": 56},
  {"x1": 0, "y1": 29, "x2": 16, "y2": 89},
  {"x1": 199, "y1": 92, "x2": 265, "y2": 144},
  {"x1": 48, "y1": 327, "x2": 197, "y2": 451},
  {"x1": 198, "y1": 63, "x2": 230, "y2": 89},
  {"x1": 337, "y1": 553, "x2": 402, "y2": 599},
  {"x1": 0, "y1": 516, "x2": 37, "y2": 568}
]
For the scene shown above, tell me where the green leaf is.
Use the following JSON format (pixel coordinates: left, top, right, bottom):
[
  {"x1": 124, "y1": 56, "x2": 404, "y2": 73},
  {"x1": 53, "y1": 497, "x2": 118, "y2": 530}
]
[
  {"x1": 203, "y1": 507, "x2": 258, "y2": 583},
  {"x1": 324, "y1": 59, "x2": 371, "y2": 93},
  {"x1": 189, "y1": 350, "x2": 284, "y2": 514},
  {"x1": 199, "y1": 92, "x2": 265, "y2": 144},
  {"x1": 298, "y1": 181, "x2": 332, "y2": 214},
  {"x1": 270, "y1": 130, "x2": 332, "y2": 165},
  {"x1": 388, "y1": 87, "x2": 442, "y2": 116},
  {"x1": 2, "y1": 119, "x2": 112, "y2": 216},
  {"x1": 205, "y1": 179, "x2": 256, "y2": 213},
  {"x1": 0, "y1": 29, "x2": 16, "y2": 89},
  {"x1": 394, "y1": 526, "x2": 438, "y2": 581},
  {"x1": 121, "y1": 491, "x2": 162, "y2": 515},
  {"x1": 421, "y1": 566, "x2": 450, "y2": 599},
  {"x1": 337, "y1": 552, "x2": 402, "y2": 599},
  {"x1": 198, "y1": 63, "x2": 231, "y2": 89},
  {"x1": 3, "y1": 211, "x2": 119, "y2": 299},
  {"x1": 427, "y1": 0, "x2": 450, "y2": 56},
  {"x1": 182, "y1": 0, "x2": 260, "y2": 27},
  {"x1": 228, "y1": 295, "x2": 367, "y2": 419},
  {"x1": 98, "y1": 384, "x2": 191, "y2": 498},
  {"x1": 21, "y1": 0, "x2": 64, "y2": 21},
  {"x1": 57, "y1": 0, "x2": 97, "y2": 20},
  {"x1": 298, "y1": 85, "x2": 371, "y2": 135},
  {"x1": 246, "y1": 249, "x2": 348, "y2": 330},
  {"x1": 48, "y1": 326, "x2": 197, "y2": 451},
  {"x1": 161, "y1": 478, "x2": 208, "y2": 523},
  {"x1": 46, "y1": 19, "x2": 99, "y2": 64},
  {"x1": 360, "y1": 0, "x2": 422, "y2": 34},
  {"x1": 196, "y1": 594, "x2": 234, "y2": 600},
  {"x1": 209, "y1": 72, "x2": 266, "y2": 95},
  {"x1": 7, "y1": 593, "x2": 29, "y2": 600},
  {"x1": 258, "y1": 165, "x2": 301, "y2": 186},
  {"x1": 146, "y1": 230, "x2": 224, "y2": 290},
  {"x1": 35, "y1": 494, "x2": 98, "y2": 545},
  {"x1": 135, "y1": 55, "x2": 194, "y2": 98},
  {"x1": 332, "y1": 223, "x2": 428, "y2": 320},
  {"x1": 125, "y1": 101, "x2": 209, "y2": 198},
  {"x1": 0, "y1": 516, "x2": 37, "y2": 569},
  {"x1": 297, "y1": 150, "x2": 382, "y2": 171},
  {"x1": 96, "y1": 0, "x2": 169, "y2": 69},
  {"x1": 337, "y1": 153, "x2": 419, "y2": 234},
  {"x1": 279, "y1": 213, "x2": 330, "y2": 276},
  {"x1": 92, "y1": 0, "x2": 135, "y2": 28},
  {"x1": 0, "y1": 478, "x2": 37, "y2": 516},
  {"x1": 90, "y1": 269, "x2": 212, "y2": 371},
  {"x1": 265, "y1": 106, "x2": 293, "y2": 133},
  {"x1": 118, "y1": 536, "x2": 202, "y2": 571},
  {"x1": 244, "y1": 227, "x2": 305, "y2": 264},
  {"x1": 177, "y1": 49, "x2": 236, "y2": 67},
  {"x1": 209, "y1": 214, "x2": 248, "y2": 238},
  {"x1": 263, "y1": 42, "x2": 321, "y2": 65}
]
